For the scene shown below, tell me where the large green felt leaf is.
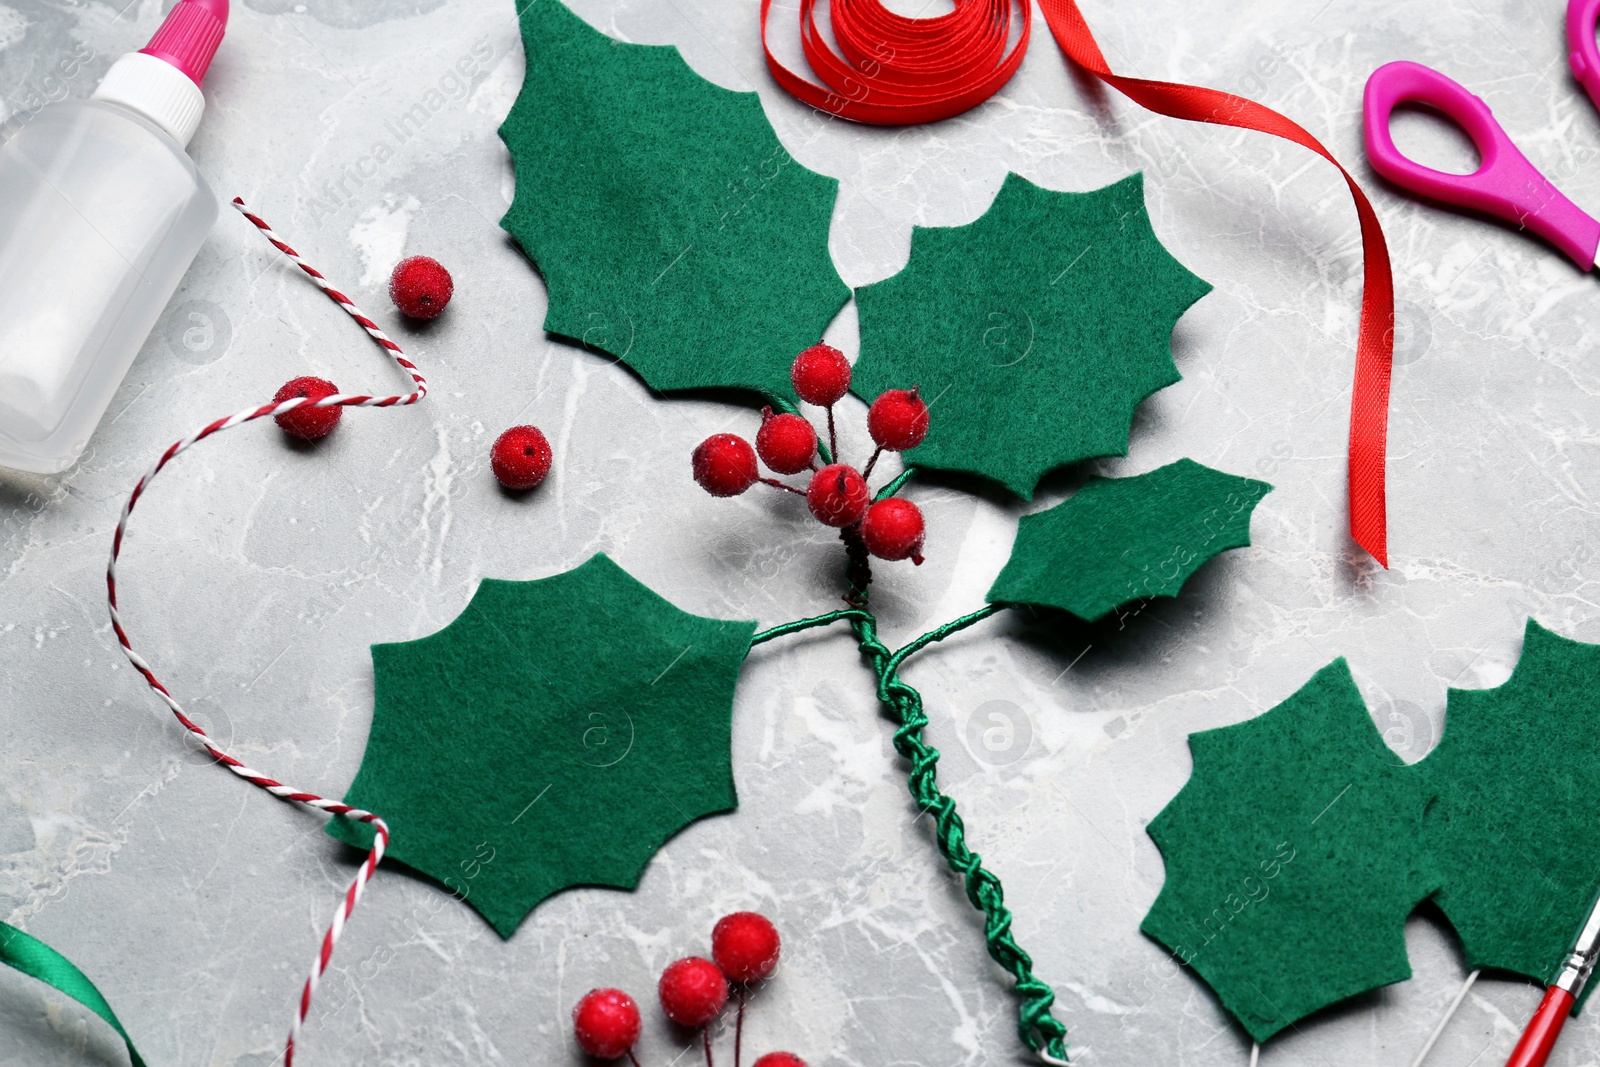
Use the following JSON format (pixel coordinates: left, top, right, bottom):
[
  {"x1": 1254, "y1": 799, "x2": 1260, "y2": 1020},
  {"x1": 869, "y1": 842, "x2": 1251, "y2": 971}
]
[
  {"x1": 986, "y1": 459, "x2": 1271, "y2": 621},
  {"x1": 329, "y1": 554, "x2": 755, "y2": 938},
  {"x1": 499, "y1": 0, "x2": 849, "y2": 400},
  {"x1": 1143, "y1": 620, "x2": 1600, "y2": 1041},
  {"x1": 1423, "y1": 619, "x2": 1600, "y2": 986},
  {"x1": 852, "y1": 173, "x2": 1212, "y2": 498},
  {"x1": 1140, "y1": 660, "x2": 1438, "y2": 1043}
]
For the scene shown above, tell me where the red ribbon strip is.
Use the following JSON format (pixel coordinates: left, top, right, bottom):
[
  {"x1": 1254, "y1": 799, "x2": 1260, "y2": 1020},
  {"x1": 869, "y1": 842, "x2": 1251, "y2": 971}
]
[{"x1": 761, "y1": 0, "x2": 1395, "y2": 566}]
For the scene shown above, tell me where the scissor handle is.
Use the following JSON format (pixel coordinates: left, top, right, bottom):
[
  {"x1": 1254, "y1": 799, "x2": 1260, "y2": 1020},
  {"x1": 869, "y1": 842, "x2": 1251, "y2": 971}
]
[
  {"x1": 1570, "y1": 0, "x2": 1600, "y2": 115},
  {"x1": 1363, "y1": 60, "x2": 1600, "y2": 270}
]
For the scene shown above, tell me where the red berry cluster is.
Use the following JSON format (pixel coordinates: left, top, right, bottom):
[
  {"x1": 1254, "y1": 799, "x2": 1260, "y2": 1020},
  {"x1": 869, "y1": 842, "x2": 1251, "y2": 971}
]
[
  {"x1": 692, "y1": 343, "x2": 929, "y2": 565},
  {"x1": 572, "y1": 911, "x2": 804, "y2": 1067}
]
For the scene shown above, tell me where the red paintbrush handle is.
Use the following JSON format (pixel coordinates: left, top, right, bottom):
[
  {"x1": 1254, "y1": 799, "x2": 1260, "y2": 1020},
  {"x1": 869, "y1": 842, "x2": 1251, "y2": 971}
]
[{"x1": 1504, "y1": 986, "x2": 1576, "y2": 1067}]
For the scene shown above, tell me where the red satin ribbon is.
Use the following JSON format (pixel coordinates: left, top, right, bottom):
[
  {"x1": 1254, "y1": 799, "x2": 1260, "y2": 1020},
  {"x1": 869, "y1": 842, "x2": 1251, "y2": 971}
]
[
  {"x1": 759, "y1": 0, "x2": 1031, "y2": 125},
  {"x1": 762, "y1": 0, "x2": 1395, "y2": 566}
]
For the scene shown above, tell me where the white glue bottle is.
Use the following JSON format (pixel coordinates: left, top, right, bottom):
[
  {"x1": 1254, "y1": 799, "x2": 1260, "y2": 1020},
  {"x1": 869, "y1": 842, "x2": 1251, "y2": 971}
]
[{"x1": 0, "y1": 0, "x2": 228, "y2": 473}]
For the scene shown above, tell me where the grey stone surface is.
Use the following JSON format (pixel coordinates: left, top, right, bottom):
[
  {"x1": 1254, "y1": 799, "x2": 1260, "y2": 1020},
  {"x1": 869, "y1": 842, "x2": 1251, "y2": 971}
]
[{"x1": 1, "y1": 0, "x2": 1596, "y2": 1064}]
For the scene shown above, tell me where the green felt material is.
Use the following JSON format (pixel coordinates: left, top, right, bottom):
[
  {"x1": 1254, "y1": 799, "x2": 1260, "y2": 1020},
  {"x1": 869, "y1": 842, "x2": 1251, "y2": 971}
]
[
  {"x1": 985, "y1": 458, "x2": 1271, "y2": 621},
  {"x1": 852, "y1": 173, "x2": 1212, "y2": 498},
  {"x1": 1423, "y1": 620, "x2": 1600, "y2": 986},
  {"x1": 499, "y1": 0, "x2": 849, "y2": 401},
  {"x1": 0, "y1": 921, "x2": 146, "y2": 1067},
  {"x1": 1141, "y1": 660, "x2": 1438, "y2": 1042},
  {"x1": 1143, "y1": 620, "x2": 1600, "y2": 1041},
  {"x1": 329, "y1": 554, "x2": 756, "y2": 938}
]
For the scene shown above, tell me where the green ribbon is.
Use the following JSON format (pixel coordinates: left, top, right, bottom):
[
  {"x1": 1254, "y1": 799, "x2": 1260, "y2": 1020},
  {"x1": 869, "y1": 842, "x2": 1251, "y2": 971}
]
[{"x1": 0, "y1": 920, "x2": 147, "y2": 1067}]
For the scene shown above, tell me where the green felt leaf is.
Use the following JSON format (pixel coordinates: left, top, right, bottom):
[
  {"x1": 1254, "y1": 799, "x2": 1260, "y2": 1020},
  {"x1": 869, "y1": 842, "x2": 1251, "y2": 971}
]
[
  {"x1": 1422, "y1": 619, "x2": 1600, "y2": 986},
  {"x1": 852, "y1": 172, "x2": 1212, "y2": 498},
  {"x1": 329, "y1": 554, "x2": 756, "y2": 938},
  {"x1": 1140, "y1": 660, "x2": 1438, "y2": 1043},
  {"x1": 1142, "y1": 621, "x2": 1600, "y2": 1040},
  {"x1": 985, "y1": 459, "x2": 1271, "y2": 622},
  {"x1": 499, "y1": 0, "x2": 849, "y2": 400}
]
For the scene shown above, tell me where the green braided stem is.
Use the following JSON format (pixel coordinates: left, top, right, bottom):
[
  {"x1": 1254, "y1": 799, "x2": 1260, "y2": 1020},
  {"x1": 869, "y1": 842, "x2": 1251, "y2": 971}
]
[
  {"x1": 751, "y1": 608, "x2": 872, "y2": 647},
  {"x1": 852, "y1": 606, "x2": 1070, "y2": 1063}
]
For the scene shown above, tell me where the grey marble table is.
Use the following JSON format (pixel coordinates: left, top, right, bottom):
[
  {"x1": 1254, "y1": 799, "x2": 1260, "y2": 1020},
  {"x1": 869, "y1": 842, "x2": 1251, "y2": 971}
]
[{"x1": 1, "y1": 0, "x2": 1595, "y2": 1064}]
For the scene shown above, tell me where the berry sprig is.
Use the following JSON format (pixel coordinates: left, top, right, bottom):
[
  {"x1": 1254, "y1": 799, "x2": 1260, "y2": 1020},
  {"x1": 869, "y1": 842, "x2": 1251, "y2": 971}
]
[
  {"x1": 570, "y1": 911, "x2": 805, "y2": 1067},
  {"x1": 691, "y1": 343, "x2": 929, "y2": 570}
]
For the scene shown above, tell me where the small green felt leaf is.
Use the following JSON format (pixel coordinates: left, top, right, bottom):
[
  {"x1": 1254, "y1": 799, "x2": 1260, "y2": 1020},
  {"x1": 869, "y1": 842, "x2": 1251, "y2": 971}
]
[
  {"x1": 1423, "y1": 619, "x2": 1600, "y2": 986},
  {"x1": 985, "y1": 459, "x2": 1271, "y2": 621},
  {"x1": 852, "y1": 172, "x2": 1212, "y2": 498},
  {"x1": 499, "y1": 0, "x2": 849, "y2": 400},
  {"x1": 1140, "y1": 660, "x2": 1438, "y2": 1042},
  {"x1": 329, "y1": 554, "x2": 755, "y2": 938}
]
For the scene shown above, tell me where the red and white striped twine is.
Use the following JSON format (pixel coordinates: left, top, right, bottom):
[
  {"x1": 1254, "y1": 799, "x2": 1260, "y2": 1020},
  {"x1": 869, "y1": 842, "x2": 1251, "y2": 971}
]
[{"x1": 106, "y1": 198, "x2": 428, "y2": 1065}]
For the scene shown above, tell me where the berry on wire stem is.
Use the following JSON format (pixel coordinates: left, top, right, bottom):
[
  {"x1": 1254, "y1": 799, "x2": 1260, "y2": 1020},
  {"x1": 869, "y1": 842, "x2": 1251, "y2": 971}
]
[
  {"x1": 806, "y1": 464, "x2": 869, "y2": 528},
  {"x1": 693, "y1": 434, "x2": 759, "y2": 497},
  {"x1": 863, "y1": 497, "x2": 925, "y2": 564},
  {"x1": 659, "y1": 956, "x2": 729, "y2": 1028},
  {"x1": 756, "y1": 407, "x2": 818, "y2": 474},
  {"x1": 789, "y1": 343, "x2": 850, "y2": 406}
]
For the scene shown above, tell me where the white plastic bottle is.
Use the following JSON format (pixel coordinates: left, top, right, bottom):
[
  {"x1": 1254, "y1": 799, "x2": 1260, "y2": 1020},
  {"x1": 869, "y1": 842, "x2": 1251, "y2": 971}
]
[{"x1": 0, "y1": 0, "x2": 228, "y2": 473}]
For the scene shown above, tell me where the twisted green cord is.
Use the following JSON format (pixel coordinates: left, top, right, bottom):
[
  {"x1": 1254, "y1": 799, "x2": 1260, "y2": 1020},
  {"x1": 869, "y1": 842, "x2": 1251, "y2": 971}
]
[{"x1": 751, "y1": 608, "x2": 871, "y2": 646}]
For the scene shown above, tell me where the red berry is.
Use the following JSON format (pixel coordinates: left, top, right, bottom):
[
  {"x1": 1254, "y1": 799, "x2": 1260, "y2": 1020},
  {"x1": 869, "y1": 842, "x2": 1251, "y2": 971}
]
[
  {"x1": 273, "y1": 376, "x2": 342, "y2": 440},
  {"x1": 491, "y1": 425, "x2": 552, "y2": 490},
  {"x1": 790, "y1": 343, "x2": 851, "y2": 406},
  {"x1": 389, "y1": 255, "x2": 454, "y2": 319},
  {"x1": 751, "y1": 1055, "x2": 808, "y2": 1067},
  {"x1": 862, "y1": 498, "x2": 925, "y2": 564},
  {"x1": 658, "y1": 957, "x2": 728, "y2": 1028},
  {"x1": 755, "y1": 408, "x2": 817, "y2": 475},
  {"x1": 867, "y1": 387, "x2": 930, "y2": 451},
  {"x1": 693, "y1": 434, "x2": 759, "y2": 497},
  {"x1": 573, "y1": 988, "x2": 642, "y2": 1060},
  {"x1": 806, "y1": 464, "x2": 869, "y2": 528},
  {"x1": 712, "y1": 912, "x2": 781, "y2": 983}
]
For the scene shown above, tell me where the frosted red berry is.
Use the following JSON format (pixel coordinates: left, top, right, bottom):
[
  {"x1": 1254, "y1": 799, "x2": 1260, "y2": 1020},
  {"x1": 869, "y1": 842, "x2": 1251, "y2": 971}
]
[
  {"x1": 491, "y1": 425, "x2": 552, "y2": 490},
  {"x1": 790, "y1": 343, "x2": 851, "y2": 406},
  {"x1": 806, "y1": 464, "x2": 869, "y2": 528},
  {"x1": 389, "y1": 255, "x2": 453, "y2": 319},
  {"x1": 712, "y1": 911, "x2": 781, "y2": 983},
  {"x1": 573, "y1": 988, "x2": 642, "y2": 1060},
  {"x1": 862, "y1": 498, "x2": 925, "y2": 564},
  {"x1": 867, "y1": 388, "x2": 929, "y2": 452},
  {"x1": 658, "y1": 956, "x2": 728, "y2": 1027},
  {"x1": 751, "y1": 1054, "x2": 808, "y2": 1067},
  {"x1": 755, "y1": 408, "x2": 817, "y2": 475},
  {"x1": 693, "y1": 433, "x2": 759, "y2": 497},
  {"x1": 273, "y1": 376, "x2": 341, "y2": 440}
]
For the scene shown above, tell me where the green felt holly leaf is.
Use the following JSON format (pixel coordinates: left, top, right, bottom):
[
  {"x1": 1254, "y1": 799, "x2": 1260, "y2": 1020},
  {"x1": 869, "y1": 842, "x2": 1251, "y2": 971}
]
[
  {"x1": 499, "y1": 0, "x2": 849, "y2": 400},
  {"x1": 985, "y1": 459, "x2": 1271, "y2": 622},
  {"x1": 1140, "y1": 660, "x2": 1438, "y2": 1043},
  {"x1": 329, "y1": 554, "x2": 756, "y2": 938},
  {"x1": 1142, "y1": 620, "x2": 1600, "y2": 1041},
  {"x1": 1423, "y1": 619, "x2": 1600, "y2": 986},
  {"x1": 852, "y1": 172, "x2": 1212, "y2": 498}
]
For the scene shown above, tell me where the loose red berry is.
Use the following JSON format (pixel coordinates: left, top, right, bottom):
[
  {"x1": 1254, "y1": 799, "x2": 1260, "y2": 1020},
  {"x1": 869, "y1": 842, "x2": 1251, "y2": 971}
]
[
  {"x1": 755, "y1": 408, "x2": 817, "y2": 475},
  {"x1": 712, "y1": 912, "x2": 781, "y2": 983},
  {"x1": 389, "y1": 255, "x2": 454, "y2": 319},
  {"x1": 573, "y1": 988, "x2": 642, "y2": 1060},
  {"x1": 806, "y1": 464, "x2": 869, "y2": 528},
  {"x1": 867, "y1": 388, "x2": 929, "y2": 451},
  {"x1": 790, "y1": 343, "x2": 851, "y2": 406},
  {"x1": 751, "y1": 1054, "x2": 808, "y2": 1067},
  {"x1": 491, "y1": 425, "x2": 552, "y2": 490},
  {"x1": 862, "y1": 498, "x2": 925, "y2": 564},
  {"x1": 693, "y1": 434, "x2": 759, "y2": 497},
  {"x1": 273, "y1": 376, "x2": 341, "y2": 441},
  {"x1": 658, "y1": 957, "x2": 728, "y2": 1028}
]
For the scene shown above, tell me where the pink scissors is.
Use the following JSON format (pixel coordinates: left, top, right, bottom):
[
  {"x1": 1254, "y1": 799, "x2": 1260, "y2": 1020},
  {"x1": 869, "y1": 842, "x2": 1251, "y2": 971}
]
[{"x1": 1363, "y1": 0, "x2": 1600, "y2": 271}]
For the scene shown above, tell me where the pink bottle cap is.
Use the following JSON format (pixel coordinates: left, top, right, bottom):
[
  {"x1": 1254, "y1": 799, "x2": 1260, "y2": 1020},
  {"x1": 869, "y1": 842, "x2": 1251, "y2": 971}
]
[{"x1": 139, "y1": 0, "x2": 228, "y2": 87}]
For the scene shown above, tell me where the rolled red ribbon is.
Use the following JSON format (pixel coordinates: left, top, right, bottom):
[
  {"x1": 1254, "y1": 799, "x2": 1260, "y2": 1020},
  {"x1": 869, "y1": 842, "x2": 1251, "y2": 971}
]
[
  {"x1": 763, "y1": 0, "x2": 1395, "y2": 566},
  {"x1": 759, "y1": 0, "x2": 1030, "y2": 125}
]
